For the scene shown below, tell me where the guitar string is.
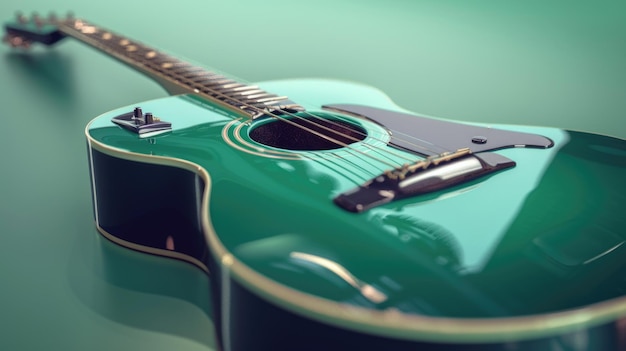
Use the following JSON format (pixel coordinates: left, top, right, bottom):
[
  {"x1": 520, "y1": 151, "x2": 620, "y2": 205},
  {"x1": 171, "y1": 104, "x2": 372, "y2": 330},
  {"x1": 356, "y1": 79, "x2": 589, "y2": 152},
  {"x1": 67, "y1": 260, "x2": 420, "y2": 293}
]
[
  {"x1": 169, "y1": 60, "x2": 453, "y2": 161},
  {"x1": 294, "y1": 110, "x2": 450, "y2": 156},
  {"x1": 55, "y1": 22, "x2": 446, "y2": 185},
  {"x1": 56, "y1": 19, "x2": 455, "y2": 178},
  {"x1": 135, "y1": 58, "x2": 415, "y2": 173},
  {"x1": 136, "y1": 43, "x2": 450, "y2": 159},
  {"x1": 58, "y1": 18, "x2": 448, "y2": 163},
  {"x1": 95, "y1": 27, "x2": 450, "y2": 164},
  {"x1": 180, "y1": 68, "x2": 436, "y2": 176},
  {"x1": 171, "y1": 63, "x2": 451, "y2": 169},
  {"x1": 179, "y1": 69, "x2": 456, "y2": 180},
  {"x1": 164, "y1": 60, "x2": 450, "y2": 159},
  {"x1": 167, "y1": 61, "x2": 457, "y2": 164},
  {"x1": 27, "y1": 16, "x2": 448, "y2": 166},
  {"x1": 152, "y1": 57, "x2": 427, "y2": 168},
  {"x1": 53, "y1": 20, "x2": 395, "y2": 181}
]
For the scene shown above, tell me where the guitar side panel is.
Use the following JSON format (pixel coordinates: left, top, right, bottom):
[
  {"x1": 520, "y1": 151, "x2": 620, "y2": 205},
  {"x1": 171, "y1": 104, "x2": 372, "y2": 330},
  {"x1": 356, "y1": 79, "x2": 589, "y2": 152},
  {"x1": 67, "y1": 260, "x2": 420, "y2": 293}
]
[{"x1": 87, "y1": 146, "x2": 210, "y2": 272}]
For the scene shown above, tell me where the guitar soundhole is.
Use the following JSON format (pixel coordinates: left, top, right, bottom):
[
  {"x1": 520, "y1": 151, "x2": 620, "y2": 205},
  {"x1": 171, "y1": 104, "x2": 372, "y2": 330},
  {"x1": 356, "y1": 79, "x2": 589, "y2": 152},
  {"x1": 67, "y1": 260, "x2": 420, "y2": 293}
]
[{"x1": 249, "y1": 114, "x2": 367, "y2": 151}]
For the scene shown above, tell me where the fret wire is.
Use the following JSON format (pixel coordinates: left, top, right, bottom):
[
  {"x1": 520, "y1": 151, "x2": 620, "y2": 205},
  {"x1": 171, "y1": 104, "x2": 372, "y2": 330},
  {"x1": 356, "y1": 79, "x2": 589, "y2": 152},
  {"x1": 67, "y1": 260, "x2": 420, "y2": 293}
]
[
  {"x1": 232, "y1": 85, "x2": 259, "y2": 91},
  {"x1": 219, "y1": 82, "x2": 248, "y2": 89},
  {"x1": 189, "y1": 75, "x2": 225, "y2": 84},
  {"x1": 171, "y1": 65, "x2": 201, "y2": 74},
  {"x1": 200, "y1": 79, "x2": 237, "y2": 87},
  {"x1": 190, "y1": 74, "x2": 227, "y2": 83},
  {"x1": 60, "y1": 19, "x2": 294, "y2": 116},
  {"x1": 214, "y1": 85, "x2": 251, "y2": 93},
  {"x1": 220, "y1": 90, "x2": 266, "y2": 100},
  {"x1": 246, "y1": 93, "x2": 276, "y2": 100},
  {"x1": 196, "y1": 74, "x2": 230, "y2": 82},
  {"x1": 175, "y1": 65, "x2": 205, "y2": 73},
  {"x1": 254, "y1": 96, "x2": 285, "y2": 103},
  {"x1": 182, "y1": 70, "x2": 222, "y2": 79},
  {"x1": 227, "y1": 89, "x2": 265, "y2": 96},
  {"x1": 203, "y1": 77, "x2": 234, "y2": 84},
  {"x1": 214, "y1": 87, "x2": 250, "y2": 96}
]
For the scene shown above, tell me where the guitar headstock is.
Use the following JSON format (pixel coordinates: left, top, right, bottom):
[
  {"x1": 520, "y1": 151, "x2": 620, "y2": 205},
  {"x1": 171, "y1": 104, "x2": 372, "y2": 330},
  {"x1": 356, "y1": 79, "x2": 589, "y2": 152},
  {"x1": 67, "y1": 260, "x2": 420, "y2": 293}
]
[{"x1": 3, "y1": 12, "x2": 68, "y2": 49}]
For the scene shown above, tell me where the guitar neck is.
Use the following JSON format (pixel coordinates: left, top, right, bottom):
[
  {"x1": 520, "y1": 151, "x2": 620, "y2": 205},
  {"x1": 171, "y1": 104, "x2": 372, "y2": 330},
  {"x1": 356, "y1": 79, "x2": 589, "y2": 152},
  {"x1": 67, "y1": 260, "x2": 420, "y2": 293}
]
[{"x1": 56, "y1": 18, "x2": 301, "y2": 118}]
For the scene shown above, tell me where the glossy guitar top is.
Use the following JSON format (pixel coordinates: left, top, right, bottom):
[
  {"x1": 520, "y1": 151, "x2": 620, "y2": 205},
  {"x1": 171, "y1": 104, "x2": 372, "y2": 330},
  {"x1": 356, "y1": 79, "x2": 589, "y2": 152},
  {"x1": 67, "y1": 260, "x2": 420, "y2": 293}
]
[{"x1": 86, "y1": 78, "x2": 626, "y2": 343}]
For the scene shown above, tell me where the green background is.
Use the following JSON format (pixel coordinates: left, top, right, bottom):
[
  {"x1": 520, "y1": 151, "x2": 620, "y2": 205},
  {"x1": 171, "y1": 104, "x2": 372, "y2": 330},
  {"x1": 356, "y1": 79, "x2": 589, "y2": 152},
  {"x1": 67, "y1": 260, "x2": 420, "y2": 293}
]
[{"x1": 1, "y1": 1, "x2": 624, "y2": 350}]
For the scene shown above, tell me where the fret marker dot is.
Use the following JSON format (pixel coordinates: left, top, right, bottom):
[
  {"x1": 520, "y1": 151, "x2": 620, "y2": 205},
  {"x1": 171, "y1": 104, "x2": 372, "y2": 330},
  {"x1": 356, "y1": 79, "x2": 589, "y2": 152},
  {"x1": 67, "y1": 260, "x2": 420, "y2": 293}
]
[
  {"x1": 119, "y1": 39, "x2": 130, "y2": 46},
  {"x1": 126, "y1": 45, "x2": 138, "y2": 52},
  {"x1": 102, "y1": 33, "x2": 112, "y2": 40},
  {"x1": 146, "y1": 51, "x2": 157, "y2": 59},
  {"x1": 81, "y1": 26, "x2": 97, "y2": 34},
  {"x1": 162, "y1": 62, "x2": 173, "y2": 69}
]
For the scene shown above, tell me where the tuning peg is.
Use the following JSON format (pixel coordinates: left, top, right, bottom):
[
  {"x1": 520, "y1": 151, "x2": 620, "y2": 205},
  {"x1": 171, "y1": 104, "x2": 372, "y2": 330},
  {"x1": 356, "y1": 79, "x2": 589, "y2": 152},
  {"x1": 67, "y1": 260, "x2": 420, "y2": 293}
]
[
  {"x1": 63, "y1": 11, "x2": 76, "y2": 26},
  {"x1": 3, "y1": 34, "x2": 32, "y2": 49},
  {"x1": 19, "y1": 39, "x2": 32, "y2": 49},
  {"x1": 15, "y1": 11, "x2": 28, "y2": 24},
  {"x1": 32, "y1": 13, "x2": 44, "y2": 28}
]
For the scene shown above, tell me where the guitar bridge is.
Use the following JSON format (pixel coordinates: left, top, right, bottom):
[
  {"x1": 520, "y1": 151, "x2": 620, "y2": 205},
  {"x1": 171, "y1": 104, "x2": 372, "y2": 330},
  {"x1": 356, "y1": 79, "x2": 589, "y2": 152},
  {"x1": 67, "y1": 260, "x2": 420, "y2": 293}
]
[{"x1": 334, "y1": 149, "x2": 515, "y2": 212}]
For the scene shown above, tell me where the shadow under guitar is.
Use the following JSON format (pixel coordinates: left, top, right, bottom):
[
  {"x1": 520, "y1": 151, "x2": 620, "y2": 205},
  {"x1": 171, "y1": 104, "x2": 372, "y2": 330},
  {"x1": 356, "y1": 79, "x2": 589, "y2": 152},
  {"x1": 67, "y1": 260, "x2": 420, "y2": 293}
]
[
  {"x1": 66, "y1": 227, "x2": 216, "y2": 349},
  {"x1": 4, "y1": 51, "x2": 78, "y2": 112}
]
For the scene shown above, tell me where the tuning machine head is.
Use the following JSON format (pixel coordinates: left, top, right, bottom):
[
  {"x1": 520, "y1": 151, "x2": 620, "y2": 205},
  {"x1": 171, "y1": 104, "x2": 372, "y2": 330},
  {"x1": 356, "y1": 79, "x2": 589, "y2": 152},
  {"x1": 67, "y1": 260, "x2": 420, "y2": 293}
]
[
  {"x1": 15, "y1": 11, "x2": 28, "y2": 25},
  {"x1": 3, "y1": 11, "x2": 66, "y2": 47},
  {"x1": 2, "y1": 33, "x2": 32, "y2": 49}
]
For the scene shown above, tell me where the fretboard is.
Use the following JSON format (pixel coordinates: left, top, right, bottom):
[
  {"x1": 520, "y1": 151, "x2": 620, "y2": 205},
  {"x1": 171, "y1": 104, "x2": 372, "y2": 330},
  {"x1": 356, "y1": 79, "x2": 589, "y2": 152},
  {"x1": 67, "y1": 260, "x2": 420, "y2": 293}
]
[{"x1": 56, "y1": 18, "x2": 303, "y2": 119}]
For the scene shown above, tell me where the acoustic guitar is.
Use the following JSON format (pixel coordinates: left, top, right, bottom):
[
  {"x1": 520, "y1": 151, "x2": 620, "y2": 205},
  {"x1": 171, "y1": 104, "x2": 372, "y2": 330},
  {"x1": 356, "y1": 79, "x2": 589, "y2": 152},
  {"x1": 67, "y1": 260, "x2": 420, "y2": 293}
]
[{"x1": 5, "y1": 13, "x2": 626, "y2": 351}]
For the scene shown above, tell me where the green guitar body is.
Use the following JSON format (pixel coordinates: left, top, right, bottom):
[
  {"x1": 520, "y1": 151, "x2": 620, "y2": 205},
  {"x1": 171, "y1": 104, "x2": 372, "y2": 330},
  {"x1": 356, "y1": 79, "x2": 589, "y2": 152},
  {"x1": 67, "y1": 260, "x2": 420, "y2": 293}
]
[
  {"x1": 86, "y1": 78, "x2": 626, "y2": 350},
  {"x1": 5, "y1": 12, "x2": 625, "y2": 350}
]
